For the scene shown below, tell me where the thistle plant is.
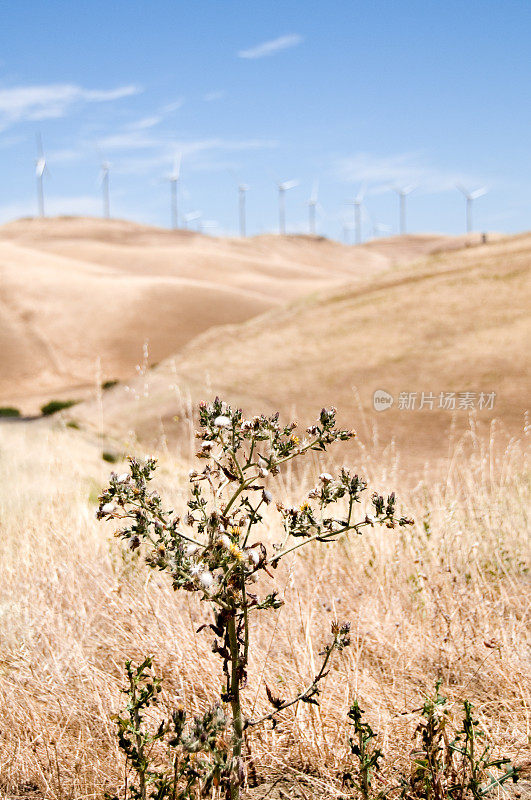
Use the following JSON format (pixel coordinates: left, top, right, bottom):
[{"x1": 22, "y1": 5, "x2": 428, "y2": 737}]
[
  {"x1": 107, "y1": 658, "x2": 230, "y2": 800},
  {"x1": 343, "y1": 700, "x2": 385, "y2": 800},
  {"x1": 98, "y1": 399, "x2": 413, "y2": 800},
  {"x1": 404, "y1": 682, "x2": 518, "y2": 800}
]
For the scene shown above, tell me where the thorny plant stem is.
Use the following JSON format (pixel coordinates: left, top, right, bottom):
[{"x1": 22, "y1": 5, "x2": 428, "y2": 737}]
[
  {"x1": 130, "y1": 676, "x2": 147, "y2": 800},
  {"x1": 359, "y1": 727, "x2": 370, "y2": 800},
  {"x1": 272, "y1": 519, "x2": 371, "y2": 563},
  {"x1": 245, "y1": 634, "x2": 337, "y2": 728},
  {"x1": 227, "y1": 612, "x2": 243, "y2": 800}
]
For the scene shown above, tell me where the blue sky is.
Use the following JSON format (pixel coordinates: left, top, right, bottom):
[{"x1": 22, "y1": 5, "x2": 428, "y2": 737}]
[{"x1": 1, "y1": 0, "x2": 529, "y2": 239}]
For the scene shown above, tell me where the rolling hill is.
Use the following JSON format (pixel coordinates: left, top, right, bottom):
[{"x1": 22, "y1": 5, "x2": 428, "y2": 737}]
[
  {"x1": 73, "y1": 230, "x2": 530, "y2": 470},
  {"x1": 0, "y1": 216, "x2": 478, "y2": 413}
]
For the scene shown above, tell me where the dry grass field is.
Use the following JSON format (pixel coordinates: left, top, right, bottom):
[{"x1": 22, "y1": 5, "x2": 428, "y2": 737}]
[
  {"x1": 0, "y1": 218, "x2": 529, "y2": 799},
  {"x1": 0, "y1": 412, "x2": 529, "y2": 799}
]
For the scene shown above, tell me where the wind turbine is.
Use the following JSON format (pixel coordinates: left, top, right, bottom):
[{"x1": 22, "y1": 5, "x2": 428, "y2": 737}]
[
  {"x1": 35, "y1": 133, "x2": 48, "y2": 218},
  {"x1": 238, "y1": 182, "x2": 249, "y2": 237},
  {"x1": 342, "y1": 219, "x2": 355, "y2": 245},
  {"x1": 365, "y1": 208, "x2": 391, "y2": 239},
  {"x1": 307, "y1": 180, "x2": 319, "y2": 235},
  {"x1": 99, "y1": 160, "x2": 110, "y2": 218},
  {"x1": 393, "y1": 184, "x2": 415, "y2": 235},
  {"x1": 276, "y1": 179, "x2": 298, "y2": 235},
  {"x1": 346, "y1": 183, "x2": 366, "y2": 244},
  {"x1": 183, "y1": 210, "x2": 202, "y2": 231},
  {"x1": 169, "y1": 154, "x2": 182, "y2": 229},
  {"x1": 372, "y1": 221, "x2": 392, "y2": 239},
  {"x1": 200, "y1": 219, "x2": 218, "y2": 236},
  {"x1": 456, "y1": 184, "x2": 487, "y2": 233}
]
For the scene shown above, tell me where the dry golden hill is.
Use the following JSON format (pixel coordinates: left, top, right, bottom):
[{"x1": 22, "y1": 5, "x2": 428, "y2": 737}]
[
  {"x1": 76, "y1": 231, "x2": 530, "y2": 470},
  {"x1": 0, "y1": 216, "x2": 476, "y2": 412}
]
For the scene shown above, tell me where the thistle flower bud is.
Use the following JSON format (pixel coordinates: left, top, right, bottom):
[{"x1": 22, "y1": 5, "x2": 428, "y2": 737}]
[
  {"x1": 258, "y1": 467, "x2": 269, "y2": 477},
  {"x1": 229, "y1": 543, "x2": 244, "y2": 561},
  {"x1": 199, "y1": 571, "x2": 214, "y2": 589},
  {"x1": 319, "y1": 472, "x2": 334, "y2": 484},
  {"x1": 214, "y1": 415, "x2": 231, "y2": 429},
  {"x1": 116, "y1": 473, "x2": 130, "y2": 483},
  {"x1": 185, "y1": 543, "x2": 199, "y2": 556},
  {"x1": 219, "y1": 534, "x2": 232, "y2": 550},
  {"x1": 100, "y1": 502, "x2": 117, "y2": 516},
  {"x1": 365, "y1": 514, "x2": 376, "y2": 525},
  {"x1": 262, "y1": 489, "x2": 273, "y2": 505},
  {"x1": 258, "y1": 456, "x2": 268, "y2": 469}
]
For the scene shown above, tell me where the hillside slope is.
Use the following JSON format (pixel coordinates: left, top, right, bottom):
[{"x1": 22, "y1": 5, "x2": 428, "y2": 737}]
[
  {"x1": 80, "y1": 232, "x2": 530, "y2": 467},
  {"x1": 0, "y1": 216, "x2": 474, "y2": 411}
]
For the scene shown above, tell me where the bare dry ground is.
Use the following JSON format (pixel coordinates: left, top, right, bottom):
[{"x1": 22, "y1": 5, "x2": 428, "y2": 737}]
[
  {"x1": 0, "y1": 216, "x2": 490, "y2": 415},
  {"x1": 69, "y1": 229, "x2": 530, "y2": 473}
]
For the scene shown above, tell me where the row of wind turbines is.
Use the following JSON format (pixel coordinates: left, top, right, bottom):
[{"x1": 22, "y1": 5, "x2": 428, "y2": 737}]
[{"x1": 34, "y1": 137, "x2": 488, "y2": 241}]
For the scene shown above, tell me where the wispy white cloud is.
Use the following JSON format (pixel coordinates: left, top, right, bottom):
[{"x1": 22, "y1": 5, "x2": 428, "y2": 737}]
[
  {"x1": 97, "y1": 134, "x2": 278, "y2": 161},
  {"x1": 159, "y1": 98, "x2": 185, "y2": 114},
  {"x1": 128, "y1": 115, "x2": 163, "y2": 131},
  {"x1": 238, "y1": 34, "x2": 303, "y2": 59},
  {"x1": 95, "y1": 137, "x2": 277, "y2": 179},
  {"x1": 333, "y1": 151, "x2": 479, "y2": 194},
  {"x1": 96, "y1": 130, "x2": 163, "y2": 151},
  {"x1": 0, "y1": 83, "x2": 141, "y2": 130}
]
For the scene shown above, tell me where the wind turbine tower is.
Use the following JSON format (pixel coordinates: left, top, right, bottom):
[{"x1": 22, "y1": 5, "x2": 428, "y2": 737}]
[
  {"x1": 169, "y1": 154, "x2": 182, "y2": 229},
  {"x1": 100, "y1": 160, "x2": 110, "y2": 218},
  {"x1": 35, "y1": 134, "x2": 48, "y2": 218},
  {"x1": 277, "y1": 179, "x2": 298, "y2": 235},
  {"x1": 393, "y1": 185, "x2": 415, "y2": 235},
  {"x1": 307, "y1": 180, "x2": 319, "y2": 235},
  {"x1": 238, "y1": 183, "x2": 249, "y2": 237},
  {"x1": 342, "y1": 220, "x2": 355, "y2": 245},
  {"x1": 456, "y1": 184, "x2": 487, "y2": 233},
  {"x1": 347, "y1": 184, "x2": 366, "y2": 244}
]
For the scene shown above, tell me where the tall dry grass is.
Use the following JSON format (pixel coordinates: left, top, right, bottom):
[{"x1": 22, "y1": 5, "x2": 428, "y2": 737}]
[{"x1": 0, "y1": 416, "x2": 529, "y2": 799}]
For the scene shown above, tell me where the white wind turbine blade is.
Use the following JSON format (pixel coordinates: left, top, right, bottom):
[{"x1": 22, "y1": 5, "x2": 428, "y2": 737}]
[
  {"x1": 355, "y1": 181, "x2": 366, "y2": 204},
  {"x1": 280, "y1": 179, "x2": 298, "y2": 191},
  {"x1": 470, "y1": 186, "x2": 488, "y2": 200},
  {"x1": 308, "y1": 179, "x2": 319, "y2": 205},
  {"x1": 35, "y1": 157, "x2": 46, "y2": 178},
  {"x1": 456, "y1": 183, "x2": 471, "y2": 200},
  {"x1": 171, "y1": 152, "x2": 182, "y2": 181},
  {"x1": 35, "y1": 132, "x2": 48, "y2": 176},
  {"x1": 184, "y1": 210, "x2": 202, "y2": 222},
  {"x1": 99, "y1": 160, "x2": 110, "y2": 184},
  {"x1": 402, "y1": 183, "x2": 416, "y2": 195}
]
